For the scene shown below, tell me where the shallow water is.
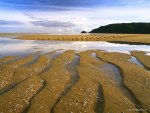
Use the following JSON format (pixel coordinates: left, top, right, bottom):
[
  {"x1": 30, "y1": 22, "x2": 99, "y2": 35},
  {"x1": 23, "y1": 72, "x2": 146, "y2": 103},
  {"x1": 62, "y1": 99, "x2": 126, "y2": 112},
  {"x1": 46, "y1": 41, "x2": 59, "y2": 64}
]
[
  {"x1": 129, "y1": 56, "x2": 145, "y2": 68},
  {"x1": 91, "y1": 53, "x2": 121, "y2": 85},
  {"x1": 100, "y1": 63, "x2": 122, "y2": 85},
  {"x1": 0, "y1": 37, "x2": 37, "y2": 56},
  {"x1": 1, "y1": 37, "x2": 150, "y2": 56},
  {"x1": 146, "y1": 53, "x2": 150, "y2": 56},
  {"x1": 91, "y1": 53, "x2": 141, "y2": 108}
]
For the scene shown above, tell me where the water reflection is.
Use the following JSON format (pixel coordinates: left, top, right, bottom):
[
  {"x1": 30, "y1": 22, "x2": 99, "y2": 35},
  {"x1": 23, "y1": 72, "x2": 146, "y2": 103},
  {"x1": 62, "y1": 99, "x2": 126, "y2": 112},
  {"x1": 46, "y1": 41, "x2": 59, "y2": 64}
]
[
  {"x1": 0, "y1": 37, "x2": 150, "y2": 56},
  {"x1": 129, "y1": 56, "x2": 145, "y2": 68},
  {"x1": 0, "y1": 37, "x2": 37, "y2": 56},
  {"x1": 146, "y1": 53, "x2": 150, "y2": 56}
]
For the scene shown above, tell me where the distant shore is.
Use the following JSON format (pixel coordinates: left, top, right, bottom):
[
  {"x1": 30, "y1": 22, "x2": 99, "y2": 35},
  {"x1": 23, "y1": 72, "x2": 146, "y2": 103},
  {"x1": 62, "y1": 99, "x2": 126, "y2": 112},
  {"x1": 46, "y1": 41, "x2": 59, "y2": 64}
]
[
  {"x1": 108, "y1": 41, "x2": 150, "y2": 45},
  {"x1": 0, "y1": 33, "x2": 150, "y2": 45}
]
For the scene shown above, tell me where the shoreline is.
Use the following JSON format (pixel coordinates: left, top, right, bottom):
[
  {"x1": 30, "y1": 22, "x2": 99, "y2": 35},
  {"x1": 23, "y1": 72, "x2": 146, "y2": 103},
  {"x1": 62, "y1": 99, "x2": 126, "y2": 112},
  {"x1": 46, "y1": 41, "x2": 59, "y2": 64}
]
[
  {"x1": 1, "y1": 33, "x2": 150, "y2": 46},
  {"x1": 108, "y1": 41, "x2": 150, "y2": 45},
  {"x1": 16, "y1": 34, "x2": 150, "y2": 45}
]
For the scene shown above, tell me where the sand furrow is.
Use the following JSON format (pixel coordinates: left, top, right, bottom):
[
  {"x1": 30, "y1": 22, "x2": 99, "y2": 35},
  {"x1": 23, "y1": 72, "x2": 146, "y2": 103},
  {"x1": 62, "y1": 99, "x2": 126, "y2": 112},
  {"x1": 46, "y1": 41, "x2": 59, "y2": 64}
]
[
  {"x1": 0, "y1": 54, "x2": 51, "y2": 94},
  {"x1": 25, "y1": 50, "x2": 75, "y2": 113},
  {"x1": 19, "y1": 34, "x2": 133, "y2": 42},
  {"x1": 0, "y1": 56, "x2": 17, "y2": 65},
  {"x1": 50, "y1": 55, "x2": 80, "y2": 113},
  {"x1": 0, "y1": 55, "x2": 34, "y2": 91},
  {"x1": 131, "y1": 51, "x2": 150, "y2": 70},
  {"x1": 96, "y1": 51, "x2": 150, "y2": 112},
  {"x1": 2, "y1": 54, "x2": 34, "y2": 68},
  {"x1": 53, "y1": 51, "x2": 138, "y2": 113},
  {"x1": 0, "y1": 75, "x2": 44, "y2": 113},
  {"x1": 53, "y1": 51, "x2": 104, "y2": 113},
  {"x1": 129, "y1": 56, "x2": 145, "y2": 68}
]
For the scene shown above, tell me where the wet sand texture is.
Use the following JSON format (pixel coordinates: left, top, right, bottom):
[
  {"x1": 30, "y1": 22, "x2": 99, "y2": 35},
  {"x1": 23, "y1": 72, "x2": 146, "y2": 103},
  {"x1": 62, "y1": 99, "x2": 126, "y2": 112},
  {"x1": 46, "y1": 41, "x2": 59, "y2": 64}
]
[
  {"x1": 54, "y1": 50, "x2": 138, "y2": 113},
  {"x1": 0, "y1": 50, "x2": 150, "y2": 113},
  {"x1": 131, "y1": 51, "x2": 150, "y2": 69},
  {"x1": 96, "y1": 51, "x2": 150, "y2": 112},
  {"x1": 26, "y1": 50, "x2": 75, "y2": 113},
  {"x1": 19, "y1": 34, "x2": 150, "y2": 45}
]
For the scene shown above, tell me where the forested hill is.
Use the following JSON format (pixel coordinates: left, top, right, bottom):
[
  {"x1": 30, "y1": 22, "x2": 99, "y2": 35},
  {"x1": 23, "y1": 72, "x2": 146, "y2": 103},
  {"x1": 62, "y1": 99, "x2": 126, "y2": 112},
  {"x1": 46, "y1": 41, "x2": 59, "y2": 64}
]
[{"x1": 90, "y1": 23, "x2": 150, "y2": 34}]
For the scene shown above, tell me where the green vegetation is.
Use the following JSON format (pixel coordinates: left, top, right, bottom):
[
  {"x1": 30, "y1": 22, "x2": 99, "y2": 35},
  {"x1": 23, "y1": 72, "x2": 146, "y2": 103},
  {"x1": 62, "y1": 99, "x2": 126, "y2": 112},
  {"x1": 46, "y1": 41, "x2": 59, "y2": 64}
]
[
  {"x1": 90, "y1": 23, "x2": 150, "y2": 34},
  {"x1": 81, "y1": 31, "x2": 87, "y2": 33}
]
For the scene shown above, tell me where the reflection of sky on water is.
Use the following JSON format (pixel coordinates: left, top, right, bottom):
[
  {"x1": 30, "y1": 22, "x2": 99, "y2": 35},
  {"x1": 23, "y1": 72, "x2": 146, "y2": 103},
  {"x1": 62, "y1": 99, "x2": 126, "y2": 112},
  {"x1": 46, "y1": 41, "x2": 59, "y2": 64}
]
[
  {"x1": 129, "y1": 56, "x2": 145, "y2": 68},
  {"x1": 146, "y1": 53, "x2": 150, "y2": 56},
  {"x1": 0, "y1": 37, "x2": 33, "y2": 45},
  {"x1": 33, "y1": 40, "x2": 150, "y2": 54},
  {"x1": 0, "y1": 37, "x2": 37, "y2": 56},
  {"x1": 0, "y1": 37, "x2": 150, "y2": 56}
]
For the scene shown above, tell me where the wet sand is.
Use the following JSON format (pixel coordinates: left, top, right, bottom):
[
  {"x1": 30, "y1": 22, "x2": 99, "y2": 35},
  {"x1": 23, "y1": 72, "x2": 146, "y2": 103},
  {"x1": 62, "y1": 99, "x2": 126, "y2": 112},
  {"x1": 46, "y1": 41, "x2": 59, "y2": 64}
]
[
  {"x1": 0, "y1": 34, "x2": 150, "y2": 113},
  {"x1": 17, "y1": 34, "x2": 150, "y2": 45},
  {"x1": 0, "y1": 50, "x2": 150, "y2": 113},
  {"x1": 96, "y1": 51, "x2": 150, "y2": 112},
  {"x1": 131, "y1": 51, "x2": 150, "y2": 70}
]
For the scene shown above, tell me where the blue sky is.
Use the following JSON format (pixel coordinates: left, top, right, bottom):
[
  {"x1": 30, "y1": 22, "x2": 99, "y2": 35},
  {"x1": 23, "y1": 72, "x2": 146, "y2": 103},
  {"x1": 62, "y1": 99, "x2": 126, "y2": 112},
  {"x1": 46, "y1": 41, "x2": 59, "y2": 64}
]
[{"x1": 0, "y1": 0, "x2": 150, "y2": 33}]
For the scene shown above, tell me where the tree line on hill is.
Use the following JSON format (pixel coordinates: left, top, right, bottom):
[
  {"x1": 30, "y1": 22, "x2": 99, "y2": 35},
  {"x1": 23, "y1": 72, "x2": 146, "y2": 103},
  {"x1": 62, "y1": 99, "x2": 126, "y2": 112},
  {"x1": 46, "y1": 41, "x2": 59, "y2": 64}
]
[{"x1": 81, "y1": 23, "x2": 150, "y2": 34}]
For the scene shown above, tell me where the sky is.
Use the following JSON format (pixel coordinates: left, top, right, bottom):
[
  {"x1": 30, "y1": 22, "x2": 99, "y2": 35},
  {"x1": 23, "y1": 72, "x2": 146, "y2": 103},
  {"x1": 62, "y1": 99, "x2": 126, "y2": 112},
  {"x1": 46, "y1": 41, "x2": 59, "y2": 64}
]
[{"x1": 0, "y1": 0, "x2": 150, "y2": 33}]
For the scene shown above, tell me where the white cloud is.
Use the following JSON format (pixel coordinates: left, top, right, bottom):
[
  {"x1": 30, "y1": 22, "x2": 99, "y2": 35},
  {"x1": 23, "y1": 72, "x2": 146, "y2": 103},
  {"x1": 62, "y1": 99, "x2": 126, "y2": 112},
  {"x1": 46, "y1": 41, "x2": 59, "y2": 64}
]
[{"x1": 0, "y1": 5, "x2": 150, "y2": 33}]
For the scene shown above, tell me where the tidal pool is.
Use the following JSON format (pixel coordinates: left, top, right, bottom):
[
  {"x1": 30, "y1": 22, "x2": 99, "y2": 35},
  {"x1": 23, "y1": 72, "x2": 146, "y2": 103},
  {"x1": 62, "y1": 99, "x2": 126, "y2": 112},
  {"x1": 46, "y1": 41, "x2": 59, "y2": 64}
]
[
  {"x1": 1, "y1": 36, "x2": 150, "y2": 113},
  {"x1": 129, "y1": 56, "x2": 145, "y2": 68},
  {"x1": 0, "y1": 36, "x2": 150, "y2": 56}
]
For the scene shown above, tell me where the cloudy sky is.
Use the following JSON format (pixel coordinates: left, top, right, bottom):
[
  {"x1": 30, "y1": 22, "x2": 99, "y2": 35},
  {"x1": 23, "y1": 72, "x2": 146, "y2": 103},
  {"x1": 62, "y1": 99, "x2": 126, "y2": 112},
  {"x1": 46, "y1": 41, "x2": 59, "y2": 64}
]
[{"x1": 0, "y1": 0, "x2": 150, "y2": 33}]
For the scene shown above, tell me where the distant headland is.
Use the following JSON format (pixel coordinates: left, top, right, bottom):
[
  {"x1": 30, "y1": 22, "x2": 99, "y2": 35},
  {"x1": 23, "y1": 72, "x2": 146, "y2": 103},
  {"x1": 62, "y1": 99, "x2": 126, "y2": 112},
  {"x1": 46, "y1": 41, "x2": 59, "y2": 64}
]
[{"x1": 82, "y1": 23, "x2": 150, "y2": 34}]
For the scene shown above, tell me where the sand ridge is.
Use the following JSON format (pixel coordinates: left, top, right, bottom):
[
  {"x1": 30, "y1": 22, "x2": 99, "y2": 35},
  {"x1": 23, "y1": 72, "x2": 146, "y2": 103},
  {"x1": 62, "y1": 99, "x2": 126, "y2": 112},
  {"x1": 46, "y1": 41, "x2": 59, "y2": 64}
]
[
  {"x1": 16, "y1": 34, "x2": 150, "y2": 45},
  {"x1": 0, "y1": 50, "x2": 150, "y2": 113}
]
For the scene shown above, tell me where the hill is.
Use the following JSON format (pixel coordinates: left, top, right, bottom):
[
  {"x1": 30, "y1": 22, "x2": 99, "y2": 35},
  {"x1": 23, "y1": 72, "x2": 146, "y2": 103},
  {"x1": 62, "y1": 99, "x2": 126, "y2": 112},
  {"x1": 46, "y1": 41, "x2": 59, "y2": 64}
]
[
  {"x1": 90, "y1": 23, "x2": 150, "y2": 34},
  {"x1": 81, "y1": 31, "x2": 87, "y2": 33}
]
